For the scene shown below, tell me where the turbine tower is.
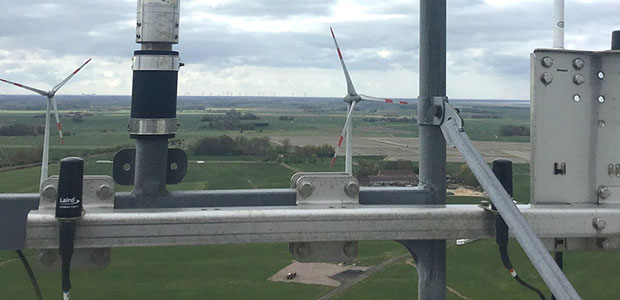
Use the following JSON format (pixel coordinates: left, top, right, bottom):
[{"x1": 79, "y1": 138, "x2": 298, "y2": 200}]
[
  {"x1": 0, "y1": 58, "x2": 92, "y2": 186},
  {"x1": 329, "y1": 27, "x2": 408, "y2": 175}
]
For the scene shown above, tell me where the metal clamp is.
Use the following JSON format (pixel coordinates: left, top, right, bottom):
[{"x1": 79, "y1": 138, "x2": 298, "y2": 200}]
[
  {"x1": 128, "y1": 118, "x2": 177, "y2": 135},
  {"x1": 290, "y1": 172, "x2": 359, "y2": 263},
  {"x1": 36, "y1": 176, "x2": 114, "y2": 270},
  {"x1": 417, "y1": 96, "x2": 448, "y2": 126},
  {"x1": 112, "y1": 148, "x2": 187, "y2": 185},
  {"x1": 292, "y1": 172, "x2": 360, "y2": 206},
  {"x1": 440, "y1": 102, "x2": 464, "y2": 148},
  {"x1": 133, "y1": 54, "x2": 181, "y2": 71}
]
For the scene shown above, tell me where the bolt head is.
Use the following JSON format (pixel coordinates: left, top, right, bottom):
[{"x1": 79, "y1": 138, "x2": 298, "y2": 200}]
[
  {"x1": 298, "y1": 181, "x2": 314, "y2": 198},
  {"x1": 296, "y1": 244, "x2": 310, "y2": 258},
  {"x1": 541, "y1": 72, "x2": 553, "y2": 85},
  {"x1": 41, "y1": 185, "x2": 57, "y2": 202},
  {"x1": 38, "y1": 250, "x2": 57, "y2": 267},
  {"x1": 541, "y1": 56, "x2": 554, "y2": 68},
  {"x1": 97, "y1": 185, "x2": 112, "y2": 200},
  {"x1": 573, "y1": 74, "x2": 585, "y2": 85},
  {"x1": 598, "y1": 186, "x2": 611, "y2": 200},
  {"x1": 599, "y1": 238, "x2": 613, "y2": 250},
  {"x1": 344, "y1": 181, "x2": 359, "y2": 197},
  {"x1": 573, "y1": 58, "x2": 585, "y2": 70},
  {"x1": 343, "y1": 242, "x2": 357, "y2": 257},
  {"x1": 593, "y1": 218, "x2": 607, "y2": 230}
]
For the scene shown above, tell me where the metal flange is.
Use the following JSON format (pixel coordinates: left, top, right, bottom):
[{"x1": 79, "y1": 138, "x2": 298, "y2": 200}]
[{"x1": 128, "y1": 118, "x2": 177, "y2": 136}]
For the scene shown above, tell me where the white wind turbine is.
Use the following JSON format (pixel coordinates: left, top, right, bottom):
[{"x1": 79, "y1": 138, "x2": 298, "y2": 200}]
[
  {"x1": 329, "y1": 27, "x2": 408, "y2": 175},
  {"x1": 0, "y1": 58, "x2": 92, "y2": 186}
]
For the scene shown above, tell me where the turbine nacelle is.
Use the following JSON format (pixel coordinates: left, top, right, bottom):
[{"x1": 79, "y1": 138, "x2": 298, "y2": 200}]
[{"x1": 343, "y1": 94, "x2": 361, "y2": 104}]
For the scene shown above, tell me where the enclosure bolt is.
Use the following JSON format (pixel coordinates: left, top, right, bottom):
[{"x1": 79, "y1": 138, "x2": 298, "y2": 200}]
[
  {"x1": 97, "y1": 184, "x2": 112, "y2": 200},
  {"x1": 91, "y1": 248, "x2": 111, "y2": 268},
  {"x1": 572, "y1": 58, "x2": 585, "y2": 70},
  {"x1": 298, "y1": 181, "x2": 315, "y2": 198},
  {"x1": 296, "y1": 243, "x2": 310, "y2": 258},
  {"x1": 41, "y1": 184, "x2": 57, "y2": 202},
  {"x1": 343, "y1": 242, "x2": 357, "y2": 256},
  {"x1": 541, "y1": 56, "x2": 554, "y2": 68},
  {"x1": 573, "y1": 74, "x2": 585, "y2": 85},
  {"x1": 541, "y1": 72, "x2": 553, "y2": 85},
  {"x1": 38, "y1": 250, "x2": 57, "y2": 267},
  {"x1": 137, "y1": 22, "x2": 141, "y2": 27},
  {"x1": 598, "y1": 186, "x2": 611, "y2": 200},
  {"x1": 344, "y1": 181, "x2": 359, "y2": 197},
  {"x1": 593, "y1": 218, "x2": 607, "y2": 230},
  {"x1": 598, "y1": 238, "x2": 613, "y2": 250}
]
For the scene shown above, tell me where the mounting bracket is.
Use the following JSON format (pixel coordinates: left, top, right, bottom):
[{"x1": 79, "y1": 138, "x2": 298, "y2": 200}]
[
  {"x1": 112, "y1": 148, "x2": 187, "y2": 185},
  {"x1": 35, "y1": 175, "x2": 114, "y2": 270},
  {"x1": 289, "y1": 172, "x2": 359, "y2": 263}
]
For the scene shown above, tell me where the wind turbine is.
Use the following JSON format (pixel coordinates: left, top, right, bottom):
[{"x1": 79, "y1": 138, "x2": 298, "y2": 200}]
[
  {"x1": 0, "y1": 58, "x2": 92, "y2": 186},
  {"x1": 329, "y1": 27, "x2": 408, "y2": 175}
]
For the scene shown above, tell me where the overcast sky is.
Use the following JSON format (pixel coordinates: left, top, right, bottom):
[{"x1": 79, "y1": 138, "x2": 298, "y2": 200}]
[{"x1": 0, "y1": 0, "x2": 618, "y2": 99}]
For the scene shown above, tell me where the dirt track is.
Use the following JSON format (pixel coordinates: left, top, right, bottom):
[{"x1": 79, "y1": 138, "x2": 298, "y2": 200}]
[{"x1": 272, "y1": 136, "x2": 530, "y2": 163}]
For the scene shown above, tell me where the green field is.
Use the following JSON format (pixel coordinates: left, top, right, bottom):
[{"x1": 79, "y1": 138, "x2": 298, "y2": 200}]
[{"x1": 1, "y1": 101, "x2": 616, "y2": 299}]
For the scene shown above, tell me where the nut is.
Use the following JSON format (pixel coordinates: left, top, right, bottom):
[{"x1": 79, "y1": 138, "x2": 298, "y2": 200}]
[
  {"x1": 541, "y1": 56, "x2": 554, "y2": 68},
  {"x1": 343, "y1": 242, "x2": 357, "y2": 256},
  {"x1": 593, "y1": 218, "x2": 607, "y2": 230},
  {"x1": 298, "y1": 181, "x2": 314, "y2": 198},
  {"x1": 38, "y1": 250, "x2": 57, "y2": 267},
  {"x1": 41, "y1": 185, "x2": 57, "y2": 202},
  {"x1": 96, "y1": 185, "x2": 112, "y2": 200},
  {"x1": 573, "y1": 74, "x2": 585, "y2": 85},
  {"x1": 541, "y1": 72, "x2": 553, "y2": 85},
  {"x1": 598, "y1": 186, "x2": 611, "y2": 200},
  {"x1": 573, "y1": 58, "x2": 585, "y2": 70},
  {"x1": 296, "y1": 244, "x2": 310, "y2": 258},
  {"x1": 344, "y1": 181, "x2": 359, "y2": 197}
]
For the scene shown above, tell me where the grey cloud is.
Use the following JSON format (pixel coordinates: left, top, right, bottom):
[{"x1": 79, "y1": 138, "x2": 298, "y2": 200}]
[{"x1": 207, "y1": 0, "x2": 336, "y2": 17}]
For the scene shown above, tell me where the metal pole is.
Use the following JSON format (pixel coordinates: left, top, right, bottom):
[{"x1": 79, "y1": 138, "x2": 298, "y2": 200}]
[
  {"x1": 553, "y1": 0, "x2": 565, "y2": 48},
  {"x1": 442, "y1": 117, "x2": 581, "y2": 300},
  {"x1": 406, "y1": 0, "x2": 447, "y2": 299},
  {"x1": 133, "y1": 139, "x2": 168, "y2": 196},
  {"x1": 345, "y1": 103, "x2": 353, "y2": 175}
]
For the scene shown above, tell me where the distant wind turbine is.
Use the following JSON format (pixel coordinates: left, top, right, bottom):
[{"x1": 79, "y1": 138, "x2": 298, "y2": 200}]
[
  {"x1": 329, "y1": 27, "x2": 408, "y2": 174},
  {"x1": 0, "y1": 58, "x2": 92, "y2": 186}
]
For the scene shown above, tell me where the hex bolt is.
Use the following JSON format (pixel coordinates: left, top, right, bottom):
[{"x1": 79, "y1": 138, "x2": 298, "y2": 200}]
[
  {"x1": 91, "y1": 248, "x2": 111, "y2": 268},
  {"x1": 541, "y1": 72, "x2": 553, "y2": 85},
  {"x1": 343, "y1": 242, "x2": 357, "y2": 257},
  {"x1": 593, "y1": 218, "x2": 607, "y2": 230},
  {"x1": 598, "y1": 186, "x2": 611, "y2": 200},
  {"x1": 38, "y1": 250, "x2": 57, "y2": 267},
  {"x1": 573, "y1": 74, "x2": 585, "y2": 85},
  {"x1": 97, "y1": 184, "x2": 112, "y2": 200},
  {"x1": 598, "y1": 238, "x2": 613, "y2": 250},
  {"x1": 41, "y1": 184, "x2": 57, "y2": 203},
  {"x1": 541, "y1": 56, "x2": 554, "y2": 68},
  {"x1": 296, "y1": 243, "x2": 310, "y2": 258},
  {"x1": 344, "y1": 181, "x2": 359, "y2": 198},
  {"x1": 298, "y1": 181, "x2": 314, "y2": 198},
  {"x1": 572, "y1": 58, "x2": 585, "y2": 70}
]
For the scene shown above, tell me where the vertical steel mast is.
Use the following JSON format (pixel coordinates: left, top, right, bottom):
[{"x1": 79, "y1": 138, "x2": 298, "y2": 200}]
[
  {"x1": 402, "y1": 0, "x2": 448, "y2": 299},
  {"x1": 129, "y1": 0, "x2": 181, "y2": 197}
]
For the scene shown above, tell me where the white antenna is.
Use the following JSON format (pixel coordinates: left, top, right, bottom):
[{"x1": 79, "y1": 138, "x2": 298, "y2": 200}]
[
  {"x1": 329, "y1": 27, "x2": 408, "y2": 175},
  {"x1": 553, "y1": 0, "x2": 565, "y2": 48},
  {"x1": 0, "y1": 58, "x2": 91, "y2": 187}
]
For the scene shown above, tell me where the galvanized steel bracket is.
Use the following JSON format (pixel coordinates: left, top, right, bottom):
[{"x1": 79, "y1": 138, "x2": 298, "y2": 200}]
[
  {"x1": 292, "y1": 172, "x2": 360, "y2": 206},
  {"x1": 417, "y1": 96, "x2": 448, "y2": 126},
  {"x1": 36, "y1": 175, "x2": 115, "y2": 270},
  {"x1": 290, "y1": 172, "x2": 359, "y2": 263},
  {"x1": 440, "y1": 103, "x2": 464, "y2": 148},
  {"x1": 112, "y1": 148, "x2": 187, "y2": 185}
]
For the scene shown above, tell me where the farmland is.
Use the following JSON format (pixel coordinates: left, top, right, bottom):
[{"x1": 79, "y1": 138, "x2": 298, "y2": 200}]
[{"x1": 1, "y1": 95, "x2": 616, "y2": 299}]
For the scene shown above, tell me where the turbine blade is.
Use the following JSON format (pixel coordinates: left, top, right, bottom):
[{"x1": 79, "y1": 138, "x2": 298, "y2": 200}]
[
  {"x1": 0, "y1": 78, "x2": 48, "y2": 96},
  {"x1": 52, "y1": 58, "x2": 92, "y2": 93},
  {"x1": 359, "y1": 94, "x2": 409, "y2": 105},
  {"x1": 50, "y1": 96, "x2": 64, "y2": 144},
  {"x1": 331, "y1": 101, "x2": 357, "y2": 168},
  {"x1": 330, "y1": 27, "x2": 356, "y2": 96}
]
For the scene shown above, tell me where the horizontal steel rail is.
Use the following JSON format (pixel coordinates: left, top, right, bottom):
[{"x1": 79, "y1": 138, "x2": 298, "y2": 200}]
[{"x1": 26, "y1": 204, "x2": 620, "y2": 249}]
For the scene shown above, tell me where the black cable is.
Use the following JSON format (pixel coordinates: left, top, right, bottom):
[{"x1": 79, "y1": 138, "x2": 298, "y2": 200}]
[
  {"x1": 59, "y1": 221, "x2": 77, "y2": 300},
  {"x1": 16, "y1": 250, "x2": 43, "y2": 300},
  {"x1": 550, "y1": 252, "x2": 564, "y2": 300}
]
